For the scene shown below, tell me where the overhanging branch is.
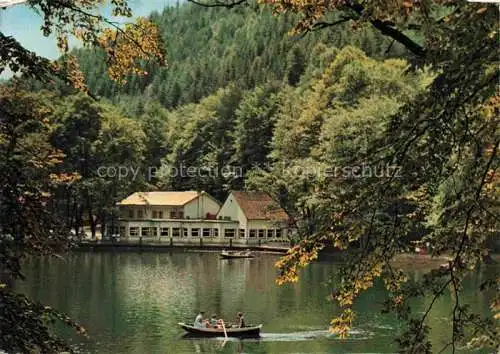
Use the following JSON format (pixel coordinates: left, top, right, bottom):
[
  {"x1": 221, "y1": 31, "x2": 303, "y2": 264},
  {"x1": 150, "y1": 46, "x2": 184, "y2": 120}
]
[
  {"x1": 345, "y1": 1, "x2": 426, "y2": 57},
  {"x1": 311, "y1": 17, "x2": 352, "y2": 31},
  {"x1": 369, "y1": 18, "x2": 425, "y2": 57},
  {"x1": 187, "y1": 0, "x2": 248, "y2": 8}
]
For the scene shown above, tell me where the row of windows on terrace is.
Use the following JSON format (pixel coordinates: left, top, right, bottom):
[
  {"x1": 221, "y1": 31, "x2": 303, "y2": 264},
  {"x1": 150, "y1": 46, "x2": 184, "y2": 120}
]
[
  {"x1": 126, "y1": 227, "x2": 283, "y2": 238},
  {"x1": 127, "y1": 209, "x2": 184, "y2": 219}
]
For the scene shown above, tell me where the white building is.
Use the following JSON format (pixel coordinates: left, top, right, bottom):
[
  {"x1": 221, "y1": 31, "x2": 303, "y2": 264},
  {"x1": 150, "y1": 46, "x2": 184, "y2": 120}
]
[
  {"x1": 117, "y1": 190, "x2": 290, "y2": 244},
  {"x1": 216, "y1": 191, "x2": 290, "y2": 240}
]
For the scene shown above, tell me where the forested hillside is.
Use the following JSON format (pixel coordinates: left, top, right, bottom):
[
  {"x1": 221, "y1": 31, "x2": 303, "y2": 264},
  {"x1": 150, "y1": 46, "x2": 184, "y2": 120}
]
[
  {"x1": 9, "y1": 3, "x2": 425, "y2": 237},
  {"x1": 73, "y1": 3, "x2": 409, "y2": 110},
  {"x1": 2, "y1": 1, "x2": 499, "y2": 352},
  {"x1": 20, "y1": 0, "x2": 493, "y2": 259},
  {"x1": 6, "y1": 45, "x2": 426, "y2": 238},
  {"x1": 159, "y1": 46, "x2": 432, "y2": 204}
]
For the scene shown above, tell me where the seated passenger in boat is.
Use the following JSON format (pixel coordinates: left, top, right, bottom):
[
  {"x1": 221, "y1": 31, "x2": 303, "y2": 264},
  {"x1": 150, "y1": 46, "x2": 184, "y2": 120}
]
[
  {"x1": 210, "y1": 314, "x2": 219, "y2": 328},
  {"x1": 194, "y1": 311, "x2": 205, "y2": 328}
]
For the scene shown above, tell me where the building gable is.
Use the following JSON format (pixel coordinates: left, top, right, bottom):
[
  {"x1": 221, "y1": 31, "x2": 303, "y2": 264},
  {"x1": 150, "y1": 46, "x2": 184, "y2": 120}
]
[
  {"x1": 216, "y1": 192, "x2": 248, "y2": 225},
  {"x1": 183, "y1": 192, "x2": 221, "y2": 219},
  {"x1": 231, "y1": 191, "x2": 288, "y2": 221}
]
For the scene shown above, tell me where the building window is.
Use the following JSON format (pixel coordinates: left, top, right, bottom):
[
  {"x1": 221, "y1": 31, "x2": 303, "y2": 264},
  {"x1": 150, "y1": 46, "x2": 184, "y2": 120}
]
[
  {"x1": 153, "y1": 211, "x2": 163, "y2": 219},
  {"x1": 202, "y1": 229, "x2": 211, "y2": 237},
  {"x1": 213, "y1": 228, "x2": 219, "y2": 237},
  {"x1": 141, "y1": 227, "x2": 152, "y2": 237},
  {"x1": 249, "y1": 230, "x2": 257, "y2": 238},
  {"x1": 169, "y1": 209, "x2": 184, "y2": 219},
  {"x1": 268, "y1": 229, "x2": 275, "y2": 238},
  {"x1": 182, "y1": 228, "x2": 188, "y2": 237},
  {"x1": 172, "y1": 228, "x2": 180, "y2": 237},
  {"x1": 119, "y1": 226, "x2": 126, "y2": 237},
  {"x1": 239, "y1": 229, "x2": 245, "y2": 238},
  {"x1": 128, "y1": 209, "x2": 134, "y2": 218},
  {"x1": 129, "y1": 227, "x2": 139, "y2": 237},
  {"x1": 258, "y1": 229, "x2": 265, "y2": 238},
  {"x1": 224, "y1": 229, "x2": 235, "y2": 238},
  {"x1": 191, "y1": 228, "x2": 200, "y2": 237},
  {"x1": 137, "y1": 210, "x2": 144, "y2": 219},
  {"x1": 160, "y1": 228, "x2": 169, "y2": 237},
  {"x1": 152, "y1": 228, "x2": 158, "y2": 237},
  {"x1": 276, "y1": 229, "x2": 282, "y2": 238}
]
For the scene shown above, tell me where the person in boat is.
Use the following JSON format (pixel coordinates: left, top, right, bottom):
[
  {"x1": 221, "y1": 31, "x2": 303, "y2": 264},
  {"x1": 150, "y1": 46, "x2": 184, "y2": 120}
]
[
  {"x1": 194, "y1": 311, "x2": 205, "y2": 328},
  {"x1": 210, "y1": 314, "x2": 219, "y2": 328},
  {"x1": 236, "y1": 312, "x2": 245, "y2": 328}
]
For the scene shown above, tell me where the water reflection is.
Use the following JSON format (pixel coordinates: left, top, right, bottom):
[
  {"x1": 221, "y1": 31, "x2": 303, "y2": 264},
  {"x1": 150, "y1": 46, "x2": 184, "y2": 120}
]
[{"x1": 16, "y1": 251, "x2": 497, "y2": 354}]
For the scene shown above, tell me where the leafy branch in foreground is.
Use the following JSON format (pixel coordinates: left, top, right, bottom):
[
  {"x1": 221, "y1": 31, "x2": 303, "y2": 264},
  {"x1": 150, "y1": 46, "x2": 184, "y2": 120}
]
[
  {"x1": 0, "y1": 284, "x2": 87, "y2": 354},
  {"x1": 0, "y1": 86, "x2": 86, "y2": 352},
  {"x1": 261, "y1": 2, "x2": 499, "y2": 352},
  {"x1": 188, "y1": 0, "x2": 460, "y2": 58},
  {"x1": 1, "y1": 0, "x2": 165, "y2": 89},
  {"x1": 1, "y1": 3, "x2": 166, "y2": 348}
]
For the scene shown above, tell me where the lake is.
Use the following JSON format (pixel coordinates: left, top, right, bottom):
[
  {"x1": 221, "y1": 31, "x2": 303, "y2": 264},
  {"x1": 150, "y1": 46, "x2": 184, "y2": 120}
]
[{"x1": 16, "y1": 251, "x2": 497, "y2": 353}]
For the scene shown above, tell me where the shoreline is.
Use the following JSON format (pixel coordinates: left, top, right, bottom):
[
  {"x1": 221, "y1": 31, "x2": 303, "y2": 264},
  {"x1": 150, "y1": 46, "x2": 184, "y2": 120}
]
[
  {"x1": 74, "y1": 241, "x2": 499, "y2": 267},
  {"x1": 75, "y1": 240, "x2": 290, "y2": 254}
]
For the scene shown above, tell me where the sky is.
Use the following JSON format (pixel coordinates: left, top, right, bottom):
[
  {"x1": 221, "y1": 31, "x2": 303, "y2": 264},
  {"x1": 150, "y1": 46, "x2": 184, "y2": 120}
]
[{"x1": 0, "y1": 0, "x2": 180, "y2": 78}]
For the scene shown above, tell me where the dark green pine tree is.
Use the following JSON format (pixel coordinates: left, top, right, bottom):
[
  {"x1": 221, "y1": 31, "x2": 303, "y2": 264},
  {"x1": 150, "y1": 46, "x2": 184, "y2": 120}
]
[
  {"x1": 232, "y1": 83, "x2": 280, "y2": 184},
  {"x1": 286, "y1": 45, "x2": 306, "y2": 86}
]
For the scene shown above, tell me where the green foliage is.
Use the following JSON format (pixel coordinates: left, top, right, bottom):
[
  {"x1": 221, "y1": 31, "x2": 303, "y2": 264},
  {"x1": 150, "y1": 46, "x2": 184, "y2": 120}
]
[
  {"x1": 233, "y1": 83, "x2": 281, "y2": 179},
  {"x1": 158, "y1": 45, "x2": 431, "y2": 230},
  {"x1": 0, "y1": 87, "x2": 69, "y2": 277},
  {"x1": 0, "y1": 86, "x2": 83, "y2": 352},
  {"x1": 0, "y1": 285, "x2": 86, "y2": 354},
  {"x1": 286, "y1": 45, "x2": 306, "y2": 86},
  {"x1": 245, "y1": 47, "x2": 432, "y2": 245},
  {"x1": 2, "y1": 1, "x2": 498, "y2": 352},
  {"x1": 159, "y1": 86, "x2": 243, "y2": 200},
  {"x1": 71, "y1": 3, "x2": 409, "y2": 107},
  {"x1": 137, "y1": 101, "x2": 171, "y2": 183},
  {"x1": 1, "y1": 0, "x2": 164, "y2": 90},
  {"x1": 264, "y1": 3, "x2": 499, "y2": 352},
  {"x1": 50, "y1": 94, "x2": 147, "y2": 238}
]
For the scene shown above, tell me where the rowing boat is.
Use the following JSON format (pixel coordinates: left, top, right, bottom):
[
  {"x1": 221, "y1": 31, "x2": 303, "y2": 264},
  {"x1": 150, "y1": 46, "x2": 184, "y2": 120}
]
[
  {"x1": 178, "y1": 322, "x2": 262, "y2": 337},
  {"x1": 220, "y1": 250, "x2": 254, "y2": 259}
]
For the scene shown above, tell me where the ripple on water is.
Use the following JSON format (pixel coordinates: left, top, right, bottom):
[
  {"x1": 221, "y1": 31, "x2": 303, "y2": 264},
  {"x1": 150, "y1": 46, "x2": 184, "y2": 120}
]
[{"x1": 180, "y1": 328, "x2": 375, "y2": 343}]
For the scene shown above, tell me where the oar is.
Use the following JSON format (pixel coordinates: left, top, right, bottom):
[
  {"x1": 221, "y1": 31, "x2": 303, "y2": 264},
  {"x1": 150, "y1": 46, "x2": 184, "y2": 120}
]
[{"x1": 220, "y1": 319, "x2": 228, "y2": 339}]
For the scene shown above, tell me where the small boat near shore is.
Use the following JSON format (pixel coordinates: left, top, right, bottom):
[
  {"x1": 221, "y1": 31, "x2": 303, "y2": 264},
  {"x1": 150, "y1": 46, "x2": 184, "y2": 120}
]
[
  {"x1": 178, "y1": 322, "x2": 262, "y2": 337},
  {"x1": 220, "y1": 250, "x2": 254, "y2": 259},
  {"x1": 410, "y1": 240, "x2": 429, "y2": 254}
]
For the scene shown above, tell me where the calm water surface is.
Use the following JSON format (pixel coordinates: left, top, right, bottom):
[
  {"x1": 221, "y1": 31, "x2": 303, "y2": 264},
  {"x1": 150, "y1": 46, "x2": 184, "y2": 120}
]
[{"x1": 16, "y1": 251, "x2": 497, "y2": 354}]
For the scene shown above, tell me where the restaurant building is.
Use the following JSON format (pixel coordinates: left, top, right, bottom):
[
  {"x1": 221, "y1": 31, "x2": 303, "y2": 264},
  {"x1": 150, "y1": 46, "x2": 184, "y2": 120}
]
[{"x1": 117, "y1": 190, "x2": 290, "y2": 243}]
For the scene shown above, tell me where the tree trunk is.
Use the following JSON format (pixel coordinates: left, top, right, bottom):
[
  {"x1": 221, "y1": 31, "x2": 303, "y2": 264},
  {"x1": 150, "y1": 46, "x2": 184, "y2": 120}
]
[
  {"x1": 99, "y1": 210, "x2": 106, "y2": 239},
  {"x1": 88, "y1": 205, "x2": 96, "y2": 240},
  {"x1": 66, "y1": 188, "x2": 74, "y2": 232},
  {"x1": 74, "y1": 201, "x2": 83, "y2": 239}
]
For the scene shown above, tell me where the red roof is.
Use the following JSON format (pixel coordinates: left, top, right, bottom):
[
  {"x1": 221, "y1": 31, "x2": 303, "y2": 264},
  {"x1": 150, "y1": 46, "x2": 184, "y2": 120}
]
[{"x1": 232, "y1": 191, "x2": 289, "y2": 221}]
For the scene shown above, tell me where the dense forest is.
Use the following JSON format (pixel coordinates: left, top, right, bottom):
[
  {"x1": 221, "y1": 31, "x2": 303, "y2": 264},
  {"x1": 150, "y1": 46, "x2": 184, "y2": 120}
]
[
  {"x1": 74, "y1": 4, "x2": 409, "y2": 110},
  {"x1": 17, "y1": 3, "x2": 419, "y2": 237},
  {"x1": 2, "y1": 1, "x2": 498, "y2": 352},
  {"x1": 9, "y1": 3, "x2": 498, "y2": 250},
  {"x1": 7, "y1": 44, "x2": 426, "y2": 238},
  {"x1": 7, "y1": 1, "x2": 498, "y2": 252}
]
